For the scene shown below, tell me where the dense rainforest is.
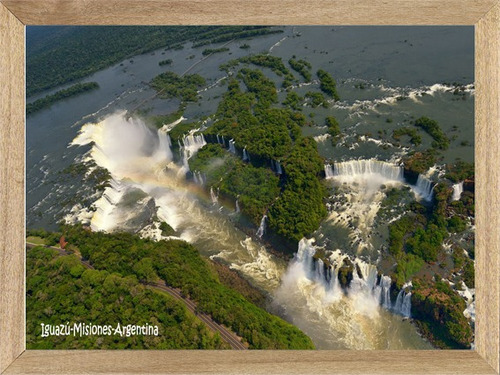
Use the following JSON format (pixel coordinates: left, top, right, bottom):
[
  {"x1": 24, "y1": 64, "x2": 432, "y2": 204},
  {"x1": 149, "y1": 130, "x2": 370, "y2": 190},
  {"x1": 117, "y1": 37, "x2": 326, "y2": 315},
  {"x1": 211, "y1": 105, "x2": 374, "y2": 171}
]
[
  {"x1": 27, "y1": 227, "x2": 315, "y2": 350},
  {"x1": 27, "y1": 26, "x2": 282, "y2": 96},
  {"x1": 27, "y1": 246, "x2": 228, "y2": 349}
]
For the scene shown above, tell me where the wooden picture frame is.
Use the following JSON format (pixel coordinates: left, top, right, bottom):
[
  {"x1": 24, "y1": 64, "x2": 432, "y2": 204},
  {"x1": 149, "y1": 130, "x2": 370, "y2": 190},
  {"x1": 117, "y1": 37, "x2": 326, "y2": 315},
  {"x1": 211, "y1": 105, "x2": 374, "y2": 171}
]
[{"x1": 1, "y1": 1, "x2": 498, "y2": 374}]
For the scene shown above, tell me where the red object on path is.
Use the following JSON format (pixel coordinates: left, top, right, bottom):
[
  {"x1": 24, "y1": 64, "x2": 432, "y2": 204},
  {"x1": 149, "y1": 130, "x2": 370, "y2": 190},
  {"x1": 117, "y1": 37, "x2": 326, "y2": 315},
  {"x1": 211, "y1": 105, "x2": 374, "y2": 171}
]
[{"x1": 59, "y1": 236, "x2": 68, "y2": 249}]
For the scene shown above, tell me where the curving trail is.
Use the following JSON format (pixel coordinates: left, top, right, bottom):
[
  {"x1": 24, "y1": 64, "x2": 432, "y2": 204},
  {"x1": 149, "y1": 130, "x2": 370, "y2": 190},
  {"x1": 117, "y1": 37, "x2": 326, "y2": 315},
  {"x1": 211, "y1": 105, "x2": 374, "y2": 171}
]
[{"x1": 26, "y1": 242, "x2": 247, "y2": 350}]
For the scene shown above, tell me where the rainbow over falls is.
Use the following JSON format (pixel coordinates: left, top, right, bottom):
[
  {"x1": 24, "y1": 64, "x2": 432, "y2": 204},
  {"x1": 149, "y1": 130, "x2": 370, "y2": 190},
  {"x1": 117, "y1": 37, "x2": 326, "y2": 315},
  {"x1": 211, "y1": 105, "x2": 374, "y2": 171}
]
[{"x1": 68, "y1": 111, "x2": 426, "y2": 349}]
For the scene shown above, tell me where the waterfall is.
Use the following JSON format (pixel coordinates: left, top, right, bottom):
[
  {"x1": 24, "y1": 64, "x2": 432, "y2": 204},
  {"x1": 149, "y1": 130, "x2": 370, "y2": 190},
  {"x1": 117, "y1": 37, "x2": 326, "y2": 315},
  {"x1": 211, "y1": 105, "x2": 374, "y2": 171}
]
[
  {"x1": 156, "y1": 129, "x2": 173, "y2": 162},
  {"x1": 256, "y1": 215, "x2": 267, "y2": 238},
  {"x1": 393, "y1": 282, "x2": 412, "y2": 318},
  {"x1": 180, "y1": 131, "x2": 206, "y2": 172},
  {"x1": 243, "y1": 148, "x2": 250, "y2": 161},
  {"x1": 325, "y1": 159, "x2": 435, "y2": 202},
  {"x1": 324, "y1": 164, "x2": 334, "y2": 178},
  {"x1": 282, "y1": 239, "x2": 415, "y2": 318},
  {"x1": 210, "y1": 187, "x2": 218, "y2": 204},
  {"x1": 193, "y1": 171, "x2": 205, "y2": 186},
  {"x1": 235, "y1": 199, "x2": 240, "y2": 213},
  {"x1": 413, "y1": 174, "x2": 434, "y2": 201},
  {"x1": 378, "y1": 275, "x2": 392, "y2": 309},
  {"x1": 229, "y1": 139, "x2": 236, "y2": 154},
  {"x1": 331, "y1": 159, "x2": 404, "y2": 181},
  {"x1": 451, "y1": 181, "x2": 464, "y2": 201},
  {"x1": 272, "y1": 160, "x2": 283, "y2": 174},
  {"x1": 401, "y1": 292, "x2": 412, "y2": 317}
]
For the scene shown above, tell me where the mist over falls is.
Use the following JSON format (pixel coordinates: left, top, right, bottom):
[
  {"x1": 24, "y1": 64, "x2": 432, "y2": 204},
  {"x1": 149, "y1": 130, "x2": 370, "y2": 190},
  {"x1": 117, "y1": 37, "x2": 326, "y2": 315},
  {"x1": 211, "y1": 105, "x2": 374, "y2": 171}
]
[
  {"x1": 70, "y1": 112, "x2": 286, "y2": 291},
  {"x1": 67, "y1": 112, "x2": 430, "y2": 349}
]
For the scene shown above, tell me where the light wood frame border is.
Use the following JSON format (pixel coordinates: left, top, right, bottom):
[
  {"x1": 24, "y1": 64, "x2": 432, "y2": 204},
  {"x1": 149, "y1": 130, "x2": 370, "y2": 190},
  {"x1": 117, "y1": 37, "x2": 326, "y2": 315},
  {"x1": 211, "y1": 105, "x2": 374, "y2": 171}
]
[{"x1": 1, "y1": 1, "x2": 499, "y2": 374}]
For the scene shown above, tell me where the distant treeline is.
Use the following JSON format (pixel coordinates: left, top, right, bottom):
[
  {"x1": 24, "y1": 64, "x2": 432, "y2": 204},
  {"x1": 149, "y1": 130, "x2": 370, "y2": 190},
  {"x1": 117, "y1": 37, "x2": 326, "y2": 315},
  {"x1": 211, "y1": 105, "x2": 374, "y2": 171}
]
[
  {"x1": 27, "y1": 26, "x2": 281, "y2": 96},
  {"x1": 27, "y1": 82, "x2": 99, "y2": 115}
]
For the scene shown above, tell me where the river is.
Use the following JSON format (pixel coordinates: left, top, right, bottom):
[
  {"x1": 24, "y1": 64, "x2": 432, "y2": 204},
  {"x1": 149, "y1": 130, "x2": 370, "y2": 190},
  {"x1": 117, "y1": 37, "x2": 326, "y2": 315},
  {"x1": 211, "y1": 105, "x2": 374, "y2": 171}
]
[{"x1": 27, "y1": 26, "x2": 473, "y2": 349}]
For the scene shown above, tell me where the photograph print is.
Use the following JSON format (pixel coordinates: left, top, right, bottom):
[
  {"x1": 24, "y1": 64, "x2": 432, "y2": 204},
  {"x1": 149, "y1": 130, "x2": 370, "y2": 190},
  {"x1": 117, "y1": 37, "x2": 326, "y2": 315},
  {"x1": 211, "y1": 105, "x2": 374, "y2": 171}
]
[{"x1": 26, "y1": 25, "x2": 474, "y2": 350}]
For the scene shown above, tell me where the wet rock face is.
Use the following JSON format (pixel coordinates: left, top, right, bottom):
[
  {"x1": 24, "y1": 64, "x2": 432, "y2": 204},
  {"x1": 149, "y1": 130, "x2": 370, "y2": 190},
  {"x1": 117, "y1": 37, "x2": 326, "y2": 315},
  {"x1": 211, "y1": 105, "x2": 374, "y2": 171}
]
[
  {"x1": 463, "y1": 179, "x2": 474, "y2": 193},
  {"x1": 337, "y1": 258, "x2": 354, "y2": 289}
]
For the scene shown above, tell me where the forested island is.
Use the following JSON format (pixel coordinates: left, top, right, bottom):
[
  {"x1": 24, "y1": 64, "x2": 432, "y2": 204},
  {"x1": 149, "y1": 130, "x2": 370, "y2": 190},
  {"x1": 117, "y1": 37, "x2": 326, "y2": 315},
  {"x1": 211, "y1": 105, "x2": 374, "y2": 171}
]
[{"x1": 27, "y1": 82, "x2": 99, "y2": 115}]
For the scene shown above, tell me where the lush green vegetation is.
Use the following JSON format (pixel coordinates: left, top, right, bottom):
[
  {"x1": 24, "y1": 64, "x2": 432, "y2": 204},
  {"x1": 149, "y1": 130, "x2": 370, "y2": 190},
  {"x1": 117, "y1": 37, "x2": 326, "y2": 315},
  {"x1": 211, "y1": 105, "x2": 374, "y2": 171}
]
[
  {"x1": 445, "y1": 161, "x2": 474, "y2": 183},
  {"x1": 387, "y1": 178, "x2": 474, "y2": 288},
  {"x1": 204, "y1": 78, "x2": 299, "y2": 161},
  {"x1": 202, "y1": 47, "x2": 229, "y2": 56},
  {"x1": 48, "y1": 226, "x2": 315, "y2": 349},
  {"x1": 392, "y1": 127, "x2": 422, "y2": 146},
  {"x1": 383, "y1": 176, "x2": 474, "y2": 348},
  {"x1": 316, "y1": 69, "x2": 340, "y2": 101},
  {"x1": 27, "y1": 26, "x2": 281, "y2": 96},
  {"x1": 189, "y1": 144, "x2": 281, "y2": 223},
  {"x1": 192, "y1": 27, "x2": 283, "y2": 47},
  {"x1": 288, "y1": 58, "x2": 312, "y2": 81},
  {"x1": 202, "y1": 71, "x2": 326, "y2": 243},
  {"x1": 159, "y1": 59, "x2": 173, "y2": 66},
  {"x1": 452, "y1": 247, "x2": 474, "y2": 288},
  {"x1": 159, "y1": 222, "x2": 175, "y2": 236},
  {"x1": 168, "y1": 121, "x2": 203, "y2": 142},
  {"x1": 403, "y1": 149, "x2": 438, "y2": 175},
  {"x1": 61, "y1": 161, "x2": 111, "y2": 192},
  {"x1": 325, "y1": 116, "x2": 342, "y2": 144},
  {"x1": 147, "y1": 107, "x2": 185, "y2": 130},
  {"x1": 27, "y1": 246, "x2": 227, "y2": 349},
  {"x1": 305, "y1": 91, "x2": 328, "y2": 108},
  {"x1": 267, "y1": 138, "x2": 327, "y2": 242},
  {"x1": 150, "y1": 72, "x2": 206, "y2": 103},
  {"x1": 282, "y1": 91, "x2": 303, "y2": 111},
  {"x1": 220, "y1": 54, "x2": 296, "y2": 88},
  {"x1": 27, "y1": 82, "x2": 99, "y2": 115},
  {"x1": 412, "y1": 279, "x2": 473, "y2": 349},
  {"x1": 414, "y1": 116, "x2": 449, "y2": 150},
  {"x1": 238, "y1": 68, "x2": 278, "y2": 108}
]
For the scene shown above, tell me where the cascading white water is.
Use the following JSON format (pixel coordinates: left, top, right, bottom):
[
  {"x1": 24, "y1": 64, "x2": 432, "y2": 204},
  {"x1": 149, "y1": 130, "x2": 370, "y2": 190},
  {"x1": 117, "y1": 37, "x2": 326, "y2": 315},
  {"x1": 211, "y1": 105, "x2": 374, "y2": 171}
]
[
  {"x1": 452, "y1": 181, "x2": 464, "y2": 201},
  {"x1": 235, "y1": 199, "x2": 240, "y2": 213},
  {"x1": 274, "y1": 238, "x2": 425, "y2": 349},
  {"x1": 256, "y1": 215, "x2": 267, "y2": 238},
  {"x1": 193, "y1": 170, "x2": 205, "y2": 186},
  {"x1": 324, "y1": 164, "x2": 334, "y2": 178},
  {"x1": 157, "y1": 129, "x2": 173, "y2": 162},
  {"x1": 70, "y1": 111, "x2": 285, "y2": 293},
  {"x1": 324, "y1": 160, "x2": 406, "y2": 256},
  {"x1": 393, "y1": 290, "x2": 412, "y2": 318},
  {"x1": 413, "y1": 174, "x2": 434, "y2": 202},
  {"x1": 379, "y1": 275, "x2": 392, "y2": 309},
  {"x1": 179, "y1": 131, "x2": 206, "y2": 173},
  {"x1": 229, "y1": 139, "x2": 236, "y2": 154},
  {"x1": 331, "y1": 159, "x2": 404, "y2": 182},
  {"x1": 210, "y1": 187, "x2": 218, "y2": 204},
  {"x1": 325, "y1": 159, "x2": 435, "y2": 203},
  {"x1": 272, "y1": 160, "x2": 283, "y2": 174},
  {"x1": 243, "y1": 148, "x2": 250, "y2": 161},
  {"x1": 70, "y1": 113, "x2": 428, "y2": 350}
]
